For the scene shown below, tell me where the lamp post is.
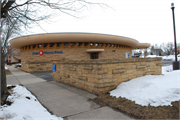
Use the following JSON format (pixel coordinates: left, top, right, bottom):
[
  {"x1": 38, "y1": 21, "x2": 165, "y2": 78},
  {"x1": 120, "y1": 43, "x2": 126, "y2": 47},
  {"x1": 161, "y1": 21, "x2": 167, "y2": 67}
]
[{"x1": 171, "y1": 3, "x2": 179, "y2": 70}]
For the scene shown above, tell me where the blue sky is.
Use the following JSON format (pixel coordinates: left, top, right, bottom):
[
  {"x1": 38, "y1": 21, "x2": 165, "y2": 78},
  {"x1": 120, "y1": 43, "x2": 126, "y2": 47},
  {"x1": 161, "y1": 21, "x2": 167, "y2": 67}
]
[{"x1": 24, "y1": 0, "x2": 180, "y2": 45}]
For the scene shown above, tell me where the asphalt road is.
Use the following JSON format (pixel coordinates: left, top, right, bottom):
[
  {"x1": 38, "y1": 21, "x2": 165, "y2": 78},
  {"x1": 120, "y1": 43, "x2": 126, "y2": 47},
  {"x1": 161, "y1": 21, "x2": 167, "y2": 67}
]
[
  {"x1": 30, "y1": 71, "x2": 53, "y2": 81},
  {"x1": 161, "y1": 59, "x2": 173, "y2": 66}
]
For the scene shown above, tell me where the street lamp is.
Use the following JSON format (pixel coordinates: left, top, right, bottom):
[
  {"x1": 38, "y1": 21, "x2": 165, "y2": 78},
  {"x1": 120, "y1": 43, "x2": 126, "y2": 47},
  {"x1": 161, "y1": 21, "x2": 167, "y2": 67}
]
[{"x1": 171, "y1": 3, "x2": 179, "y2": 70}]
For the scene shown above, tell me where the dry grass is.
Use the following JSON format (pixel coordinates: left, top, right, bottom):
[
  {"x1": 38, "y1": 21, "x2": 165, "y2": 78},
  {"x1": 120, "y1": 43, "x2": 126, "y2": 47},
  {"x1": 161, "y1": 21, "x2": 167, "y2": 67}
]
[
  {"x1": 93, "y1": 93, "x2": 179, "y2": 119},
  {"x1": 5, "y1": 70, "x2": 12, "y2": 75}
]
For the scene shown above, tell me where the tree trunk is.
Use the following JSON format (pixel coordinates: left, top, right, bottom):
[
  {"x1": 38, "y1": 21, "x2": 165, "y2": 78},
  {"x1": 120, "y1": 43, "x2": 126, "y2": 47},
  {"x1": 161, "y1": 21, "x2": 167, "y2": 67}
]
[{"x1": 1, "y1": 48, "x2": 10, "y2": 105}]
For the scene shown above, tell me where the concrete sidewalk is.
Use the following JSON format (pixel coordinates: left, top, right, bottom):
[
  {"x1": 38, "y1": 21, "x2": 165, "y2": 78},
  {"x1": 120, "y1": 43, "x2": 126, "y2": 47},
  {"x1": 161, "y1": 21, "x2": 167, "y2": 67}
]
[{"x1": 6, "y1": 66, "x2": 134, "y2": 120}]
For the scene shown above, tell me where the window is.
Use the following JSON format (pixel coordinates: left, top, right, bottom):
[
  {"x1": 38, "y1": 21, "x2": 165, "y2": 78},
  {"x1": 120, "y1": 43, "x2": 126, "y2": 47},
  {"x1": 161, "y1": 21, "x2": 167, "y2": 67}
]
[
  {"x1": 105, "y1": 43, "x2": 107, "y2": 47},
  {"x1": 33, "y1": 44, "x2": 36, "y2": 48},
  {"x1": 95, "y1": 43, "x2": 99, "y2": 47},
  {"x1": 90, "y1": 52, "x2": 98, "y2": 59},
  {"x1": 78, "y1": 42, "x2": 82, "y2": 46},
  {"x1": 38, "y1": 44, "x2": 42, "y2": 48},
  {"x1": 84, "y1": 42, "x2": 88, "y2": 46},
  {"x1": 57, "y1": 42, "x2": 62, "y2": 47},
  {"x1": 25, "y1": 46, "x2": 27, "y2": 49},
  {"x1": 71, "y1": 42, "x2": 76, "y2": 46},
  {"x1": 100, "y1": 43, "x2": 103, "y2": 47},
  {"x1": 109, "y1": 43, "x2": 111, "y2": 47},
  {"x1": 116, "y1": 44, "x2": 118, "y2": 47},
  {"x1": 64, "y1": 42, "x2": 69, "y2": 47},
  {"x1": 50, "y1": 43, "x2": 54, "y2": 47},
  {"x1": 90, "y1": 42, "x2": 94, "y2": 46},
  {"x1": 29, "y1": 45, "x2": 31, "y2": 49},
  {"x1": 44, "y1": 43, "x2": 48, "y2": 48},
  {"x1": 112, "y1": 44, "x2": 115, "y2": 47}
]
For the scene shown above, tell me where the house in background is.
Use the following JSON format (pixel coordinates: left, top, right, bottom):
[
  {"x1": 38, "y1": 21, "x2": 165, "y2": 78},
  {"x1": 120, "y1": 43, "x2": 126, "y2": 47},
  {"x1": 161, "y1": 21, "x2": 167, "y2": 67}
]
[
  {"x1": 151, "y1": 49, "x2": 164, "y2": 56},
  {"x1": 172, "y1": 46, "x2": 180, "y2": 55},
  {"x1": 177, "y1": 46, "x2": 180, "y2": 54},
  {"x1": 5, "y1": 46, "x2": 21, "y2": 64}
]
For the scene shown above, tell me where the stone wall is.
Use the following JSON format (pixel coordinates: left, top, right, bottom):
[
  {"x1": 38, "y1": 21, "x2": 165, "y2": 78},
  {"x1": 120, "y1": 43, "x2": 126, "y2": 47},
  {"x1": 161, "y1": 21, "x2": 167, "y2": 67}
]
[
  {"x1": 21, "y1": 48, "x2": 131, "y2": 72},
  {"x1": 52, "y1": 58, "x2": 162, "y2": 95},
  {"x1": 22, "y1": 62, "x2": 52, "y2": 73}
]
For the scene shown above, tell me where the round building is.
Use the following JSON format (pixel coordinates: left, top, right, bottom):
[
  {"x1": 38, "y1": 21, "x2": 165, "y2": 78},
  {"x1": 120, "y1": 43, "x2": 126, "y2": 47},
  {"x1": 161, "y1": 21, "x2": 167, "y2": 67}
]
[{"x1": 10, "y1": 32, "x2": 150, "y2": 72}]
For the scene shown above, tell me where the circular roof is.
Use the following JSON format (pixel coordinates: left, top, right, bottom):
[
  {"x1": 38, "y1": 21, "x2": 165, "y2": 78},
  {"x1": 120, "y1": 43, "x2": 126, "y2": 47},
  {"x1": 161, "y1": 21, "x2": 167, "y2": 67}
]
[{"x1": 10, "y1": 33, "x2": 150, "y2": 49}]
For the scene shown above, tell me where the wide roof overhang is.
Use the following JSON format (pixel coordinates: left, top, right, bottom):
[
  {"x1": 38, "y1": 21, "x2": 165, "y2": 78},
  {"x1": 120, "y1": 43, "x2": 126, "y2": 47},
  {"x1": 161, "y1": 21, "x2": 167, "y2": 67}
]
[{"x1": 10, "y1": 33, "x2": 150, "y2": 49}]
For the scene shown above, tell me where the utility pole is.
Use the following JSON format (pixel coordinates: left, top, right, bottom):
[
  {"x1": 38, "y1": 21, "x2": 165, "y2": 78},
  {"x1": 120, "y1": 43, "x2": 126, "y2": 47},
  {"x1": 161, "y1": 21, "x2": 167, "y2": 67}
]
[{"x1": 171, "y1": 3, "x2": 179, "y2": 70}]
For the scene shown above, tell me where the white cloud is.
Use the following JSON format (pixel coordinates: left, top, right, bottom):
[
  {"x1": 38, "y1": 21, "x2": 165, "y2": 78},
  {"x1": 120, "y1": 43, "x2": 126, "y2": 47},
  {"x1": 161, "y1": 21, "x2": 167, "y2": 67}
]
[{"x1": 24, "y1": 0, "x2": 180, "y2": 45}]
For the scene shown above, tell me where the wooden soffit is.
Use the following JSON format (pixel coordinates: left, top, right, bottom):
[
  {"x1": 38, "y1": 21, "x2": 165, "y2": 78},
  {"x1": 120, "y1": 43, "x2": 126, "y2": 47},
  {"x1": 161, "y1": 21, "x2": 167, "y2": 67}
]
[{"x1": 10, "y1": 33, "x2": 150, "y2": 49}]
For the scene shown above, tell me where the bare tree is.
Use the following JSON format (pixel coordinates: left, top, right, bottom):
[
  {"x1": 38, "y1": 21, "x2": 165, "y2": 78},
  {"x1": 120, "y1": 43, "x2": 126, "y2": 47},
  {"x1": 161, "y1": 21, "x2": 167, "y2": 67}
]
[
  {"x1": 2, "y1": 0, "x2": 108, "y2": 29},
  {"x1": 160, "y1": 42, "x2": 174, "y2": 55},
  {"x1": 1, "y1": 0, "x2": 108, "y2": 105},
  {"x1": 1, "y1": 15, "x2": 22, "y2": 105}
]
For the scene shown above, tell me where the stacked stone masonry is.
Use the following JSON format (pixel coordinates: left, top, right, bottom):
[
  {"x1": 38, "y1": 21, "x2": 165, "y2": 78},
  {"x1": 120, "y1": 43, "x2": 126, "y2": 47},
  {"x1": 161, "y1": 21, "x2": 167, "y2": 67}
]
[
  {"x1": 52, "y1": 58, "x2": 162, "y2": 95},
  {"x1": 21, "y1": 42, "x2": 131, "y2": 72}
]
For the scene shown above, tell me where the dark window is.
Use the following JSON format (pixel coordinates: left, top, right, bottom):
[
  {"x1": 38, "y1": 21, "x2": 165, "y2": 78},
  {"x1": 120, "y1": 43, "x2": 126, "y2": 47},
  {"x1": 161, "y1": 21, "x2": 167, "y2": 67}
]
[
  {"x1": 29, "y1": 45, "x2": 31, "y2": 49},
  {"x1": 90, "y1": 42, "x2": 94, "y2": 46},
  {"x1": 105, "y1": 43, "x2": 107, "y2": 47},
  {"x1": 78, "y1": 42, "x2": 82, "y2": 46},
  {"x1": 119, "y1": 44, "x2": 121, "y2": 47},
  {"x1": 112, "y1": 44, "x2": 115, "y2": 47},
  {"x1": 33, "y1": 44, "x2": 36, "y2": 48},
  {"x1": 109, "y1": 43, "x2": 111, "y2": 47},
  {"x1": 44, "y1": 43, "x2": 48, "y2": 48},
  {"x1": 38, "y1": 44, "x2": 42, "y2": 48},
  {"x1": 50, "y1": 43, "x2": 54, "y2": 47},
  {"x1": 71, "y1": 42, "x2": 76, "y2": 46},
  {"x1": 95, "y1": 43, "x2": 99, "y2": 47},
  {"x1": 25, "y1": 46, "x2": 27, "y2": 49},
  {"x1": 90, "y1": 52, "x2": 98, "y2": 59},
  {"x1": 100, "y1": 43, "x2": 103, "y2": 47},
  {"x1": 64, "y1": 42, "x2": 69, "y2": 47},
  {"x1": 57, "y1": 42, "x2": 62, "y2": 47},
  {"x1": 112, "y1": 50, "x2": 116, "y2": 52},
  {"x1": 116, "y1": 44, "x2": 118, "y2": 47},
  {"x1": 84, "y1": 42, "x2": 88, "y2": 46}
]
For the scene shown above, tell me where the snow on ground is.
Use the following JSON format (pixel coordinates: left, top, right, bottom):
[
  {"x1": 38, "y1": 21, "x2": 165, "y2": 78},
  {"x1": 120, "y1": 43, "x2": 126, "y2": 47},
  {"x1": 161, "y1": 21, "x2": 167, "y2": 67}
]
[
  {"x1": 0, "y1": 85, "x2": 63, "y2": 120},
  {"x1": 110, "y1": 65, "x2": 180, "y2": 107},
  {"x1": 145, "y1": 55, "x2": 163, "y2": 58},
  {"x1": 5, "y1": 66, "x2": 9, "y2": 70},
  {"x1": 146, "y1": 55, "x2": 180, "y2": 61},
  {"x1": 162, "y1": 55, "x2": 180, "y2": 61}
]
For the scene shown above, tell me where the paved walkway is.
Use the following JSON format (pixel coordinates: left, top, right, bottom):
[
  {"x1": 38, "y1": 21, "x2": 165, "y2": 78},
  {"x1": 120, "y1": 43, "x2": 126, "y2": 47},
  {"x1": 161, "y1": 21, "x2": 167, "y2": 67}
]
[{"x1": 6, "y1": 66, "x2": 134, "y2": 120}]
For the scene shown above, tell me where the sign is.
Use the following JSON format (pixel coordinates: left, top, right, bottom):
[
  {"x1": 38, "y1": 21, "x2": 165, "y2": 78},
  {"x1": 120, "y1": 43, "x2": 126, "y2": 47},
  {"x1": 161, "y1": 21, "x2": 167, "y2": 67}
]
[
  {"x1": 52, "y1": 64, "x2": 56, "y2": 71},
  {"x1": 39, "y1": 50, "x2": 43, "y2": 56},
  {"x1": 32, "y1": 50, "x2": 63, "y2": 55},
  {"x1": 125, "y1": 52, "x2": 130, "y2": 58}
]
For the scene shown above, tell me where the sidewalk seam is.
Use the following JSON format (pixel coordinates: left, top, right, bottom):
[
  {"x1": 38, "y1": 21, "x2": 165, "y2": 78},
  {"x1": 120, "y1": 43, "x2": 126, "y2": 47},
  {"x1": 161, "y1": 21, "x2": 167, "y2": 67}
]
[
  {"x1": 62, "y1": 106, "x2": 102, "y2": 118},
  {"x1": 11, "y1": 73, "x2": 22, "y2": 85}
]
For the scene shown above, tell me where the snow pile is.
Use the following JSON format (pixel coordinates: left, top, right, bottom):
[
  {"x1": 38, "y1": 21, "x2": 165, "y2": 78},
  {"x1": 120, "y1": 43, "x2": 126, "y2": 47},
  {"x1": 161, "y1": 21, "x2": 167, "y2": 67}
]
[
  {"x1": 5, "y1": 66, "x2": 9, "y2": 70},
  {"x1": 110, "y1": 65, "x2": 180, "y2": 107},
  {"x1": 146, "y1": 55, "x2": 163, "y2": 58},
  {"x1": 162, "y1": 65, "x2": 173, "y2": 72},
  {"x1": 146, "y1": 55, "x2": 180, "y2": 61},
  {"x1": 0, "y1": 85, "x2": 63, "y2": 120},
  {"x1": 162, "y1": 55, "x2": 180, "y2": 61}
]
